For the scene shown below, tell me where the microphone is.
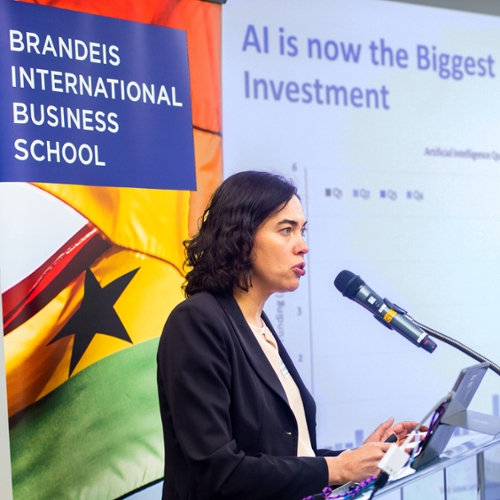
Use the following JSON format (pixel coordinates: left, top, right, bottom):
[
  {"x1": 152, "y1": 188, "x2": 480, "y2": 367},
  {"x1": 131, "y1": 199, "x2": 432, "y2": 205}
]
[{"x1": 334, "y1": 270, "x2": 437, "y2": 354}]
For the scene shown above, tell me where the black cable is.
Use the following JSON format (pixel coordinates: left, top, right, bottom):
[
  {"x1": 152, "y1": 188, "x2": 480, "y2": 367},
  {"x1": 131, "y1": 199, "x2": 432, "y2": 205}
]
[
  {"x1": 366, "y1": 433, "x2": 397, "y2": 499},
  {"x1": 367, "y1": 471, "x2": 389, "y2": 500}
]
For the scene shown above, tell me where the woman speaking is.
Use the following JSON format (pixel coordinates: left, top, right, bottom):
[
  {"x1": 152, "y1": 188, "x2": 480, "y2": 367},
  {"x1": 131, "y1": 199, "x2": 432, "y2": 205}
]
[{"x1": 157, "y1": 170, "x2": 415, "y2": 500}]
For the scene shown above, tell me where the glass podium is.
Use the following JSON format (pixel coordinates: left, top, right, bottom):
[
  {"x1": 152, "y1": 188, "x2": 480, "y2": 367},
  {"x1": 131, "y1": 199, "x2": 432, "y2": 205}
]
[
  {"x1": 375, "y1": 432, "x2": 500, "y2": 500},
  {"x1": 307, "y1": 433, "x2": 500, "y2": 500},
  {"x1": 308, "y1": 363, "x2": 500, "y2": 500}
]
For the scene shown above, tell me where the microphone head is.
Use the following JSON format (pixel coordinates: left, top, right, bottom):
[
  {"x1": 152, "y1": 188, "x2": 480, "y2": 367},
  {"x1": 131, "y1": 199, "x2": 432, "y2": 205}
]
[{"x1": 334, "y1": 270, "x2": 365, "y2": 298}]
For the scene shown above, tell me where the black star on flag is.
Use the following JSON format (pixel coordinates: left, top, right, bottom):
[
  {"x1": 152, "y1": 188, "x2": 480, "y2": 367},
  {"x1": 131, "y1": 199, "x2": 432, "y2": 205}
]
[{"x1": 50, "y1": 267, "x2": 140, "y2": 376}]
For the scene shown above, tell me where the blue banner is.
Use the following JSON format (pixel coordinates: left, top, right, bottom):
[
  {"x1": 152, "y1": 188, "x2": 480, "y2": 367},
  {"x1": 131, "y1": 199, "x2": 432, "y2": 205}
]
[{"x1": 0, "y1": 1, "x2": 196, "y2": 190}]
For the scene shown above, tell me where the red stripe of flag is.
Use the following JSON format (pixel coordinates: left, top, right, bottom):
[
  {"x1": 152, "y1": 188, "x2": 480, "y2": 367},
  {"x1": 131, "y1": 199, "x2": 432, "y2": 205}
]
[{"x1": 3, "y1": 224, "x2": 111, "y2": 335}]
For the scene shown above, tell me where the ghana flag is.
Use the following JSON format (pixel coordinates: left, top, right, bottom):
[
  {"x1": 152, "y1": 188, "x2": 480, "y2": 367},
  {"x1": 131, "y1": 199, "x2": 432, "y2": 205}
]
[{"x1": 2, "y1": 0, "x2": 222, "y2": 498}]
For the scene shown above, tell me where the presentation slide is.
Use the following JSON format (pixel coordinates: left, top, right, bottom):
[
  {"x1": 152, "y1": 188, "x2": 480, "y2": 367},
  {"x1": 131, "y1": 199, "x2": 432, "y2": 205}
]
[{"x1": 222, "y1": 0, "x2": 500, "y2": 454}]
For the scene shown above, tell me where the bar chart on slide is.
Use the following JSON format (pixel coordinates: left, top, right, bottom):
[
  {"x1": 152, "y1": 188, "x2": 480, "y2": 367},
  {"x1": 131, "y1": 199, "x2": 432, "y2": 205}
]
[{"x1": 264, "y1": 162, "x2": 500, "y2": 449}]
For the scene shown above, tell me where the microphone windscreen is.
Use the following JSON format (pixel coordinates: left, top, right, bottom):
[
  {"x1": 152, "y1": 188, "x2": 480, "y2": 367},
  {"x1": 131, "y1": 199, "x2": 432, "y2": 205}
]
[{"x1": 334, "y1": 270, "x2": 365, "y2": 298}]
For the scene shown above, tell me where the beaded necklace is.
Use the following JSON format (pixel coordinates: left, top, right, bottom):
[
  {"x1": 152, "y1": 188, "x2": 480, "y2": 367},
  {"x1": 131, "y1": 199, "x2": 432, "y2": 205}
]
[{"x1": 302, "y1": 475, "x2": 377, "y2": 500}]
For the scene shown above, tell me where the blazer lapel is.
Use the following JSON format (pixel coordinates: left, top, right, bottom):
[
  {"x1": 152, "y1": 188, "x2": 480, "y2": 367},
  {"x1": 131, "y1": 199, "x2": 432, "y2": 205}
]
[{"x1": 215, "y1": 294, "x2": 290, "y2": 406}]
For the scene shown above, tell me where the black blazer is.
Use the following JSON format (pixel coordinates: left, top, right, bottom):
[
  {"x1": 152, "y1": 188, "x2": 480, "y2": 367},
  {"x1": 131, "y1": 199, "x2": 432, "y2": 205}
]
[{"x1": 157, "y1": 292, "x2": 337, "y2": 500}]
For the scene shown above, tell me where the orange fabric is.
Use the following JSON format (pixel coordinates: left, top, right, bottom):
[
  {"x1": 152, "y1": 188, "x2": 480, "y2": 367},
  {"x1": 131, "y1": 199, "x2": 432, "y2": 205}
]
[{"x1": 34, "y1": 184, "x2": 191, "y2": 272}]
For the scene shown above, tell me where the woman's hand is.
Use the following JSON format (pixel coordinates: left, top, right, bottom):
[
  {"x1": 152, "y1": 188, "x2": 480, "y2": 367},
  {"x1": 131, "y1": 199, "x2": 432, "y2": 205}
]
[
  {"x1": 325, "y1": 418, "x2": 427, "y2": 485},
  {"x1": 364, "y1": 417, "x2": 425, "y2": 446},
  {"x1": 325, "y1": 442, "x2": 391, "y2": 484}
]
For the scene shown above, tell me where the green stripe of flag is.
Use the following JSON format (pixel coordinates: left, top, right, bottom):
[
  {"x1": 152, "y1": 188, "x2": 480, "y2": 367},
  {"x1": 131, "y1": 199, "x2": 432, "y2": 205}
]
[{"x1": 10, "y1": 338, "x2": 163, "y2": 500}]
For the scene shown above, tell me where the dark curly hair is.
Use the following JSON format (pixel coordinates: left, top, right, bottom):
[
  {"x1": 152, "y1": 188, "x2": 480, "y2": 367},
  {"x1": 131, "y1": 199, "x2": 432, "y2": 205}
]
[{"x1": 183, "y1": 170, "x2": 298, "y2": 297}]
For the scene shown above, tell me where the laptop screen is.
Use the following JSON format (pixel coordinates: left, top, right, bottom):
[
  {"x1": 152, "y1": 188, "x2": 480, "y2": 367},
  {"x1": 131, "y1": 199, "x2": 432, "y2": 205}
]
[{"x1": 411, "y1": 362, "x2": 489, "y2": 470}]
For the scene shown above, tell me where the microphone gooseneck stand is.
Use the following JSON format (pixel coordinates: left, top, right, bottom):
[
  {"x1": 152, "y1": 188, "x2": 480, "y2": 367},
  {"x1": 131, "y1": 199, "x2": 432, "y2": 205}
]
[
  {"x1": 409, "y1": 316, "x2": 500, "y2": 378},
  {"x1": 366, "y1": 314, "x2": 500, "y2": 500}
]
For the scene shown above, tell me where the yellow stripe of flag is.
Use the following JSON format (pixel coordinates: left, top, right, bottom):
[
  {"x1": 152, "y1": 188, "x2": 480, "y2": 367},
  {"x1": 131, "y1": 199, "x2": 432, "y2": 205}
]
[{"x1": 5, "y1": 245, "x2": 184, "y2": 417}]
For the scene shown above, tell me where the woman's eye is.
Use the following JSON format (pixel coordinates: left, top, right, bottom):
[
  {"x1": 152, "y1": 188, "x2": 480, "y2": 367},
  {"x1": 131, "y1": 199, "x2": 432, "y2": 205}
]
[{"x1": 282, "y1": 227, "x2": 292, "y2": 235}]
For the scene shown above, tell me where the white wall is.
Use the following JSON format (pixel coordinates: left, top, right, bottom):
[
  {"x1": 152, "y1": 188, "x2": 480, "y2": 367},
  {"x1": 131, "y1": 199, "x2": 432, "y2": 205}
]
[
  {"x1": 385, "y1": 0, "x2": 500, "y2": 16},
  {"x1": 0, "y1": 278, "x2": 13, "y2": 500}
]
